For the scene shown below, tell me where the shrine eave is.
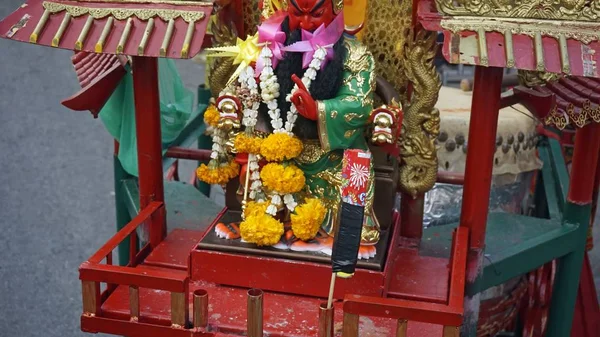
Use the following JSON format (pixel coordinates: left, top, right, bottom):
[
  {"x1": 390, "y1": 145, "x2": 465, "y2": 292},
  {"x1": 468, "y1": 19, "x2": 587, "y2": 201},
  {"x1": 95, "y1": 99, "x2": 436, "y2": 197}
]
[
  {"x1": 418, "y1": 0, "x2": 600, "y2": 79},
  {"x1": 0, "y1": 0, "x2": 213, "y2": 59},
  {"x1": 539, "y1": 77, "x2": 600, "y2": 130}
]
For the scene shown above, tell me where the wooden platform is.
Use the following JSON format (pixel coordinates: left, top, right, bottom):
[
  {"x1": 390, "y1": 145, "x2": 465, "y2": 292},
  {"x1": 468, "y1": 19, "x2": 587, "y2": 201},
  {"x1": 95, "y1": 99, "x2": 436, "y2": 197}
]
[
  {"x1": 101, "y1": 274, "x2": 443, "y2": 336},
  {"x1": 197, "y1": 210, "x2": 391, "y2": 271}
]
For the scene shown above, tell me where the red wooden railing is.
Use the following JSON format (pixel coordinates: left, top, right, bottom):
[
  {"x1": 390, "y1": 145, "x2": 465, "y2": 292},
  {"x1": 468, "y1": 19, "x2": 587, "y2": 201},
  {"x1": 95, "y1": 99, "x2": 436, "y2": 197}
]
[
  {"x1": 343, "y1": 226, "x2": 469, "y2": 336},
  {"x1": 79, "y1": 201, "x2": 192, "y2": 336}
]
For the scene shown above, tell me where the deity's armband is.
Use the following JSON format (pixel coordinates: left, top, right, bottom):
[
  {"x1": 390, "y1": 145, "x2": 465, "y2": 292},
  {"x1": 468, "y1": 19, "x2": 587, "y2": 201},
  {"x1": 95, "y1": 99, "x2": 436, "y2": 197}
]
[
  {"x1": 216, "y1": 94, "x2": 242, "y2": 130},
  {"x1": 369, "y1": 104, "x2": 403, "y2": 146}
]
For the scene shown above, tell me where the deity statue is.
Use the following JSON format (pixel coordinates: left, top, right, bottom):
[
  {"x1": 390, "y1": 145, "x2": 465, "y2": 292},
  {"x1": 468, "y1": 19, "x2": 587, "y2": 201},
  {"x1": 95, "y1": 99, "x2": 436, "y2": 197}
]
[{"x1": 198, "y1": 0, "x2": 399, "y2": 259}]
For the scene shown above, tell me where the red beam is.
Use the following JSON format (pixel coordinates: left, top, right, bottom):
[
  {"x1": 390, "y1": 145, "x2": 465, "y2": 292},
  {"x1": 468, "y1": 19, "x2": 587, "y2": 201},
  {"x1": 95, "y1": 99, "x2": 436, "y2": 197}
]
[
  {"x1": 437, "y1": 172, "x2": 464, "y2": 185},
  {"x1": 165, "y1": 147, "x2": 212, "y2": 161},
  {"x1": 79, "y1": 264, "x2": 188, "y2": 293},
  {"x1": 81, "y1": 316, "x2": 214, "y2": 337},
  {"x1": 87, "y1": 202, "x2": 163, "y2": 264},
  {"x1": 132, "y1": 57, "x2": 166, "y2": 248},
  {"x1": 343, "y1": 295, "x2": 463, "y2": 326}
]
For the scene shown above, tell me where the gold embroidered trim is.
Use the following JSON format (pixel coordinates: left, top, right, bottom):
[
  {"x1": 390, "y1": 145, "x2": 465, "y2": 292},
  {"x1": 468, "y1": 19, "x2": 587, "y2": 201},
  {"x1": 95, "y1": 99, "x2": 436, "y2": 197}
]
[
  {"x1": 296, "y1": 141, "x2": 327, "y2": 165},
  {"x1": 317, "y1": 101, "x2": 330, "y2": 152},
  {"x1": 344, "y1": 113, "x2": 360, "y2": 123},
  {"x1": 43, "y1": 2, "x2": 206, "y2": 22},
  {"x1": 344, "y1": 129, "x2": 357, "y2": 139}
]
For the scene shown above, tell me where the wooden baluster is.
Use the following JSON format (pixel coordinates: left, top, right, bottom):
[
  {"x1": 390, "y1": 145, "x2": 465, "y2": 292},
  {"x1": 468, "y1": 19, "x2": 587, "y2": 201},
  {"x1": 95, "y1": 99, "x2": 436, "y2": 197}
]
[
  {"x1": 396, "y1": 319, "x2": 407, "y2": 337},
  {"x1": 171, "y1": 292, "x2": 188, "y2": 327},
  {"x1": 82, "y1": 281, "x2": 101, "y2": 316},
  {"x1": 443, "y1": 326, "x2": 459, "y2": 337},
  {"x1": 129, "y1": 286, "x2": 140, "y2": 321},
  {"x1": 342, "y1": 313, "x2": 359, "y2": 337}
]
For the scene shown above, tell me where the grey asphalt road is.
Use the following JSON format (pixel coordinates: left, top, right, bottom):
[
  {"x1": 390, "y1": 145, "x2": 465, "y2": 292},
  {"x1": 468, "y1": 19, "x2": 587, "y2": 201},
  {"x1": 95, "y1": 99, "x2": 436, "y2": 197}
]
[
  {"x1": 0, "y1": 1, "x2": 203, "y2": 336},
  {"x1": 0, "y1": 1, "x2": 599, "y2": 336}
]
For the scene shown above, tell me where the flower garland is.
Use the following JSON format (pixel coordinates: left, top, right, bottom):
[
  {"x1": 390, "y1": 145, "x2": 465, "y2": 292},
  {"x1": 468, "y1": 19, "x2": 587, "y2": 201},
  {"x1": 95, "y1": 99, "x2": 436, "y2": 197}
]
[
  {"x1": 291, "y1": 198, "x2": 327, "y2": 241},
  {"x1": 204, "y1": 15, "x2": 343, "y2": 246},
  {"x1": 203, "y1": 104, "x2": 220, "y2": 128}
]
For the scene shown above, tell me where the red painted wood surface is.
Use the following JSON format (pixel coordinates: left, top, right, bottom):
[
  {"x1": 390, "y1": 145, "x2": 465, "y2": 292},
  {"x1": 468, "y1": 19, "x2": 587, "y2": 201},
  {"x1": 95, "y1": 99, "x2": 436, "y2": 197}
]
[
  {"x1": 80, "y1": 263, "x2": 188, "y2": 292},
  {"x1": 88, "y1": 201, "x2": 163, "y2": 264},
  {"x1": 568, "y1": 123, "x2": 600, "y2": 204},
  {"x1": 98, "y1": 277, "x2": 443, "y2": 336},
  {"x1": 399, "y1": 196, "x2": 424, "y2": 240},
  {"x1": 571, "y1": 254, "x2": 600, "y2": 337},
  {"x1": 448, "y1": 227, "x2": 469, "y2": 310},
  {"x1": 344, "y1": 294, "x2": 462, "y2": 326},
  {"x1": 191, "y1": 249, "x2": 384, "y2": 299},
  {"x1": 460, "y1": 66, "x2": 503, "y2": 250},
  {"x1": 62, "y1": 52, "x2": 128, "y2": 116},
  {"x1": 81, "y1": 315, "x2": 214, "y2": 337},
  {"x1": 385, "y1": 248, "x2": 449, "y2": 304},
  {"x1": 132, "y1": 57, "x2": 166, "y2": 248},
  {"x1": 0, "y1": 0, "x2": 213, "y2": 59},
  {"x1": 417, "y1": 0, "x2": 600, "y2": 78},
  {"x1": 165, "y1": 147, "x2": 212, "y2": 161},
  {"x1": 144, "y1": 229, "x2": 204, "y2": 271}
]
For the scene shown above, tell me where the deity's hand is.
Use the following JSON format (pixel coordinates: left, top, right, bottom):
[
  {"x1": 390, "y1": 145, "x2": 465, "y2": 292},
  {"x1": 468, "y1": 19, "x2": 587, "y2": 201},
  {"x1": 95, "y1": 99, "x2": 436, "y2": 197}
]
[{"x1": 290, "y1": 75, "x2": 318, "y2": 121}]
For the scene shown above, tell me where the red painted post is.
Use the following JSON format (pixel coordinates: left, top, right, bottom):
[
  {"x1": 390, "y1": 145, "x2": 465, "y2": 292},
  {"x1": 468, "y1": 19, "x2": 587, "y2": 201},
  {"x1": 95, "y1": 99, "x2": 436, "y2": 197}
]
[
  {"x1": 400, "y1": 196, "x2": 424, "y2": 241},
  {"x1": 458, "y1": 66, "x2": 504, "y2": 336},
  {"x1": 132, "y1": 57, "x2": 166, "y2": 248},
  {"x1": 568, "y1": 127, "x2": 600, "y2": 204}
]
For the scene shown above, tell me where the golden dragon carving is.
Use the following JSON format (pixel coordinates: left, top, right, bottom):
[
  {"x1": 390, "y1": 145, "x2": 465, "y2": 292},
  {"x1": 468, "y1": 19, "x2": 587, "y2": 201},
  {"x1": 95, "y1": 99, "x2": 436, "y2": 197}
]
[
  {"x1": 398, "y1": 29, "x2": 441, "y2": 198},
  {"x1": 207, "y1": 15, "x2": 238, "y2": 97}
]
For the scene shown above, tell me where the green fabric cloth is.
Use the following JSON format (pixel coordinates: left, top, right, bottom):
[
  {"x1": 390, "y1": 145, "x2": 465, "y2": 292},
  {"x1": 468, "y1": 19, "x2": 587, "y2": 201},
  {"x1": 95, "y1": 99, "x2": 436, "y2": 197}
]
[{"x1": 99, "y1": 59, "x2": 194, "y2": 176}]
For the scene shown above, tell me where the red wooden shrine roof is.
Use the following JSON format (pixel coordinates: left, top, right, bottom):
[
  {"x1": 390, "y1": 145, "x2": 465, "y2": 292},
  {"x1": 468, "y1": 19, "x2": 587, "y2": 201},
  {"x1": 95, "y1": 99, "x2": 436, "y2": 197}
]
[
  {"x1": 0, "y1": 0, "x2": 213, "y2": 59},
  {"x1": 418, "y1": 0, "x2": 600, "y2": 79},
  {"x1": 540, "y1": 77, "x2": 600, "y2": 130}
]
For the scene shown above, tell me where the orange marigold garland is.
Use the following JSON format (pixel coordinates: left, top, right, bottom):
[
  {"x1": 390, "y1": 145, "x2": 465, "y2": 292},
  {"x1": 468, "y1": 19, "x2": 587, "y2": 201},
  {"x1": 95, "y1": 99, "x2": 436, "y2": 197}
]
[
  {"x1": 203, "y1": 104, "x2": 220, "y2": 128},
  {"x1": 240, "y1": 214, "x2": 284, "y2": 246},
  {"x1": 196, "y1": 160, "x2": 240, "y2": 185},
  {"x1": 260, "y1": 163, "x2": 305, "y2": 194},
  {"x1": 234, "y1": 133, "x2": 264, "y2": 154},
  {"x1": 243, "y1": 201, "x2": 270, "y2": 218},
  {"x1": 291, "y1": 198, "x2": 327, "y2": 241},
  {"x1": 260, "y1": 133, "x2": 303, "y2": 161}
]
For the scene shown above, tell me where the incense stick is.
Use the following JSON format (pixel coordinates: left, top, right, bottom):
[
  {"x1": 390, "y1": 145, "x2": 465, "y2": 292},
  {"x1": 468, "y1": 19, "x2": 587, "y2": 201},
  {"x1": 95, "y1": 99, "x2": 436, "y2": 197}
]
[{"x1": 327, "y1": 273, "x2": 336, "y2": 309}]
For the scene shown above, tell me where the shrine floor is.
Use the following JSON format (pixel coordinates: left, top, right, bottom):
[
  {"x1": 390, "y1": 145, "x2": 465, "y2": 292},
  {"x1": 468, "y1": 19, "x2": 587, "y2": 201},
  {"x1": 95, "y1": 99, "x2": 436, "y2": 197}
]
[{"x1": 1, "y1": 0, "x2": 600, "y2": 335}]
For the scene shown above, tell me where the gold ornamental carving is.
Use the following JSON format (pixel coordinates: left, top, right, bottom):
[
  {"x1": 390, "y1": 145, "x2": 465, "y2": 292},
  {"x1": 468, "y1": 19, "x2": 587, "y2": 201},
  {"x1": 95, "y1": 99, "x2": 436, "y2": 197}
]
[
  {"x1": 207, "y1": 15, "x2": 238, "y2": 97},
  {"x1": 517, "y1": 70, "x2": 561, "y2": 88},
  {"x1": 440, "y1": 16, "x2": 600, "y2": 45},
  {"x1": 43, "y1": 2, "x2": 206, "y2": 22},
  {"x1": 398, "y1": 29, "x2": 441, "y2": 198},
  {"x1": 435, "y1": 0, "x2": 600, "y2": 22},
  {"x1": 243, "y1": 0, "x2": 261, "y2": 36},
  {"x1": 74, "y1": 0, "x2": 212, "y2": 5},
  {"x1": 361, "y1": 0, "x2": 412, "y2": 104}
]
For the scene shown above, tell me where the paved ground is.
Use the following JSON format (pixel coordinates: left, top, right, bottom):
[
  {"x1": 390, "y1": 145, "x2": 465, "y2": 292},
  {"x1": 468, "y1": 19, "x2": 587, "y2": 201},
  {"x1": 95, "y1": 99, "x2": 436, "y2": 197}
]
[{"x1": 0, "y1": 1, "x2": 599, "y2": 336}]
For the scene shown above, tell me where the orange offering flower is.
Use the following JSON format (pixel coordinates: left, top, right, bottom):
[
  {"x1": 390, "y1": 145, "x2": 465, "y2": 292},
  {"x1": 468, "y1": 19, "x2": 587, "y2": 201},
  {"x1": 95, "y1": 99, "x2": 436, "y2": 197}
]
[
  {"x1": 260, "y1": 133, "x2": 303, "y2": 161},
  {"x1": 260, "y1": 163, "x2": 305, "y2": 194},
  {"x1": 291, "y1": 198, "x2": 327, "y2": 241},
  {"x1": 240, "y1": 214, "x2": 284, "y2": 246},
  {"x1": 203, "y1": 104, "x2": 220, "y2": 128},
  {"x1": 196, "y1": 160, "x2": 240, "y2": 185}
]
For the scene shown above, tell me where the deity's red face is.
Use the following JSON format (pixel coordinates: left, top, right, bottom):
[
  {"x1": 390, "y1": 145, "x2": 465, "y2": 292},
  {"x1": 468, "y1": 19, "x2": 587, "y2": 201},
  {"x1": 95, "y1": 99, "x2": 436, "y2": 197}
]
[{"x1": 288, "y1": 0, "x2": 335, "y2": 31}]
